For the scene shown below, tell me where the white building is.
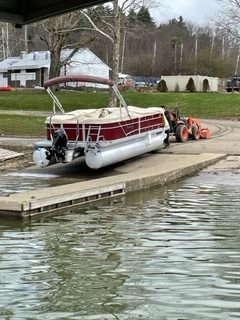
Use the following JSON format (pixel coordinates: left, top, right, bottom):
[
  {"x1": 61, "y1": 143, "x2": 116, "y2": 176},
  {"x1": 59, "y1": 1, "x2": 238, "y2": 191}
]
[
  {"x1": 0, "y1": 48, "x2": 110, "y2": 88},
  {"x1": 60, "y1": 48, "x2": 110, "y2": 88},
  {"x1": 160, "y1": 75, "x2": 219, "y2": 92},
  {"x1": 0, "y1": 57, "x2": 19, "y2": 86}
]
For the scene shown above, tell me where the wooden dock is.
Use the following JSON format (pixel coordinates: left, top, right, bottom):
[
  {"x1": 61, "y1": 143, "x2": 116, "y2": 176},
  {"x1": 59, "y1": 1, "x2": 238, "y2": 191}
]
[
  {"x1": 0, "y1": 180, "x2": 125, "y2": 218},
  {"x1": 0, "y1": 153, "x2": 226, "y2": 218}
]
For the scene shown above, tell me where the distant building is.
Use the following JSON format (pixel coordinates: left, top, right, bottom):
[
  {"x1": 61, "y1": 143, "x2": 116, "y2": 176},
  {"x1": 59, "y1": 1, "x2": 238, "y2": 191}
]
[
  {"x1": 0, "y1": 48, "x2": 110, "y2": 88},
  {"x1": 160, "y1": 75, "x2": 219, "y2": 92},
  {"x1": 0, "y1": 57, "x2": 19, "y2": 86}
]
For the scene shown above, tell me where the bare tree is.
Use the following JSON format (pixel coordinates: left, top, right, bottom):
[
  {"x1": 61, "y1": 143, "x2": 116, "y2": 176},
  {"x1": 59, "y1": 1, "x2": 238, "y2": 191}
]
[
  {"x1": 216, "y1": 0, "x2": 240, "y2": 38},
  {"x1": 214, "y1": 0, "x2": 240, "y2": 74},
  {"x1": 0, "y1": 22, "x2": 29, "y2": 59},
  {"x1": 39, "y1": 12, "x2": 94, "y2": 82},
  {"x1": 80, "y1": 0, "x2": 140, "y2": 106}
]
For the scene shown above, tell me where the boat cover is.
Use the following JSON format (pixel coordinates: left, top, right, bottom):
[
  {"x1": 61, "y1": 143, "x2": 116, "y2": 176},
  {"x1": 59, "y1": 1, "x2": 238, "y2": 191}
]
[{"x1": 45, "y1": 106, "x2": 168, "y2": 126}]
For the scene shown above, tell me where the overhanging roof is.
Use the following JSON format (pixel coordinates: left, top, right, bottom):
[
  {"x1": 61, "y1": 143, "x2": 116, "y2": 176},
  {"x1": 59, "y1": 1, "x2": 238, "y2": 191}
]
[{"x1": 0, "y1": 0, "x2": 109, "y2": 26}]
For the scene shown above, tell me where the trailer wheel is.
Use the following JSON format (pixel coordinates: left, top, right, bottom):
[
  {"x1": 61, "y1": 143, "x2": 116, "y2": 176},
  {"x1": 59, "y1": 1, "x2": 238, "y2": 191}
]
[
  {"x1": 191, "y1": 127, "x2": 201, "y2": 140},
  {"x1": 175, "y1": 124, "x2": 188, "y2": 142}
]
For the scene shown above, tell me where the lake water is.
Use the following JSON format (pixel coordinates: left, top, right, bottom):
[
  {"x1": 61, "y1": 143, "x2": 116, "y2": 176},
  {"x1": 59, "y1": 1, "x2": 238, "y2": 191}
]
[{"x1": 1, "y1": 170, "x2": 240, "y2": 319}]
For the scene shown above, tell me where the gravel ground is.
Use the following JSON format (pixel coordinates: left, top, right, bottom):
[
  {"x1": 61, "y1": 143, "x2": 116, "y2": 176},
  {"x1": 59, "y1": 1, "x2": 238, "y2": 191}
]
[{"x1": 0, "y1": 145, "x2": 33, "y2": 172}]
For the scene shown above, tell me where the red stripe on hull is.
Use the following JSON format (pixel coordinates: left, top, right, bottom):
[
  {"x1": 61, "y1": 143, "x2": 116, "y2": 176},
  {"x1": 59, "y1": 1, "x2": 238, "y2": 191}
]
[{"x1": 47, "y1": 114, "x2": 164, "y2": 141}]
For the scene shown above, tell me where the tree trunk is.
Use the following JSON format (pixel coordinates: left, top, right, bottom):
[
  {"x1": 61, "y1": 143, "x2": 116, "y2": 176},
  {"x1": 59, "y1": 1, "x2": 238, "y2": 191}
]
[
  {"x1": 49, "y1": 50, "x2": 62, "y2": 79},
  {"x1": 109, "y1": 1, "x2": 121, "y2": 107},
  {"x1": 48, "y1": 49, "x2": 62, "y2": 91}
]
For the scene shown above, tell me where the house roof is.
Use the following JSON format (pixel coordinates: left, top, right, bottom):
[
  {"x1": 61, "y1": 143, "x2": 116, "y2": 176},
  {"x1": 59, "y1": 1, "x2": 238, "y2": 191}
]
[
  {"x1": 7, "y1": 51, "x2": 50, "y2": 70},
  {"x1": 0, "y1": 0, "x2": 108, "y2": 26},
  {"x1": 0, "y1": 57, "x2": 19, "y2": 72},
  {"x1": 5, "y1": 48, "x2": 110, "y2": 71}
]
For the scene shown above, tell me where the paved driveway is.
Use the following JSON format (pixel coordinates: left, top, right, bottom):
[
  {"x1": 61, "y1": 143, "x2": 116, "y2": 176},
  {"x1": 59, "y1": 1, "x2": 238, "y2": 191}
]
[{"x1": 164, "y1": 119, "x2": 240, "y2": 155}]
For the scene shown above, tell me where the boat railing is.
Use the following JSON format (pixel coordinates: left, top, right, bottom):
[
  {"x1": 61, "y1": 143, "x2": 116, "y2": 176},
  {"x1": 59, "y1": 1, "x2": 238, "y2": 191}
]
[
  {"x1": 85, "y1": 113, "x2": 164, "y2": 143},
  {"x1": 46, "y1": 88, "x2": 65, "y2": 113},
  {"x1": 86, "y1": 125, "x2": 105, "y2": 146},
  {"x1": 49, "y1": 113, "x2": 80, "y2": 147},
  {"x1": 119, "y1": 113, "x2": 163, "y2": 137},
  {"x1": 112, "y1": 84, "x2": 131, "y2": 120},
  {"x1": 46, "y1": 112, "x2": 164, "y2": 144}
]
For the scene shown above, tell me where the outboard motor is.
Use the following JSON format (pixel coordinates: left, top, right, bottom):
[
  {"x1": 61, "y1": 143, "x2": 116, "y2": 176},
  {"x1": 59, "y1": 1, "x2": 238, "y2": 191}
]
[
  {"x1": 46, "y1": 128, "x2": 68, "y2": 162},
  {"x1": 33, "y1": 128, "x2": 68, "y2": 167}
]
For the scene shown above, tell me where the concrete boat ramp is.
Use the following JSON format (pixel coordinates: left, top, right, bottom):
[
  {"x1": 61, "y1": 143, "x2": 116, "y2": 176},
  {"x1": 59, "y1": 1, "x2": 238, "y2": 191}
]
[
  {"x1": 0, "y1": 150, "x2": 225, "y2": 218},
  {"x1": 1, "y1": 118, "x2": 239, "y2": 218}
]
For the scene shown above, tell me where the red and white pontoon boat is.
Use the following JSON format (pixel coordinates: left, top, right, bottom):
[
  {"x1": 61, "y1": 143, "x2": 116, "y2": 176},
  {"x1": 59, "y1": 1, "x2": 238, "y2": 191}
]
[{"x1": 33, "y1": 75, "x2": 169, "y2": 169}]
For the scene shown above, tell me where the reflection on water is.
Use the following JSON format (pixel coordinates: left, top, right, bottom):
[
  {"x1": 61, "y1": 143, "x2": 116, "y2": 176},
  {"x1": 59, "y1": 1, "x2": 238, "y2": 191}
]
[
  {"x1": 1, "y1": 171, "x2": 240, "y2": 319},
  {"x1": 0, "y1": 172, "x2": 78, "y2": 196}
]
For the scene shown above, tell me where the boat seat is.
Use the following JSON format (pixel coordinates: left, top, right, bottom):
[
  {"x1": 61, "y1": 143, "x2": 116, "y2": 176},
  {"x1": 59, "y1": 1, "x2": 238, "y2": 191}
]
[{"x1": 98, "y1": 108, "x2": 112, "y2": 118}]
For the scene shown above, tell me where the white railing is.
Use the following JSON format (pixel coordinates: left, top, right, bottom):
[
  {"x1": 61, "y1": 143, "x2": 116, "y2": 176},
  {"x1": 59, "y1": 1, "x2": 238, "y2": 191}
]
[{"x1": 46, "y1": 87, "x2": 65, "y2": 113}]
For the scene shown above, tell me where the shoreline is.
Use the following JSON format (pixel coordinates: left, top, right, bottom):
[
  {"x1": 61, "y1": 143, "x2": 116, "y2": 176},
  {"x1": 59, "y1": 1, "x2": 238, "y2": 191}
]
[
  {"x1": 0, "y1": 145, "x2": 33, "y2": 172},
  {"x1": 0, "y1": 117, "x2": 240, "y2": 217},
  {"x1": 0, "y1": 152, "x2": 226, "y2": 218}
]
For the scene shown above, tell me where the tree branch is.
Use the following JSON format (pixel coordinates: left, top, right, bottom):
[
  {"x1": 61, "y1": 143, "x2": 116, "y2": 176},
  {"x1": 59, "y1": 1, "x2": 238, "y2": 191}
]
[{"x1": 80, "y1": 10, "x2": 114, "y2": 44}]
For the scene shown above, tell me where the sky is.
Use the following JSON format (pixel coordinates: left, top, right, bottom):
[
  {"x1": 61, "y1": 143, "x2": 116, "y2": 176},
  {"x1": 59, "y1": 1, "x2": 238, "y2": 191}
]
[{"x1": 150, "y1": 0, "x2": 221, "y2": 26}]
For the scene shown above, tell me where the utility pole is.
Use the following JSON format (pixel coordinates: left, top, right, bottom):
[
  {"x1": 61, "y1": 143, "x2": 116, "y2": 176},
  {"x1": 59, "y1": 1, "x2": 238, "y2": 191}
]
[
  {"x1": 194, "y1": 34, "x2": 198, "y2": 75},
  {"x1": 1, "y1": 23, "x2": 10, "y2": 58},
  {"x1": 221, "y1": 35, "x2": 225, "y2": 61},
  {"x1": 6, "y1": 23, "x2": 9, "y2": 57},
  {"x1": 210, "y1": 34, "x2": 214, "y2": 62},
  {"x1": 120, "y1": 30, "x2": 126, "y2": 74},
  {"x1": 152, "y1": 41, "x2": 156, "y2": 72},
  {"x1": 24, "y1": 25, "x2": 28, "y2": 53},
  {"x1": 179, "y1": 42, "x2": 183, "y2": 75},
  {"x1": 235, "y1": 51, "x2": 240, "y2": 75},
  {"x1": 174, "y1": 42, "x2": 177, "y2": 73}
]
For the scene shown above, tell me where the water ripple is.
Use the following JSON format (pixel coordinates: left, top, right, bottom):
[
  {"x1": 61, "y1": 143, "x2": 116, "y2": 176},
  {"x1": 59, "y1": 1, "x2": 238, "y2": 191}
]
[{"x1": 0, "y1": 171, "x2": 240, "y2": 319}]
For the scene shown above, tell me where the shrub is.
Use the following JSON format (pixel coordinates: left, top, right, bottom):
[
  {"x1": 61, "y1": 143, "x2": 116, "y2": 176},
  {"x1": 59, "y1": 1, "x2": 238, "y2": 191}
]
[
  {"x1": 186, "y1": 77, "x2": 196, "y2": 92},
  {"x1": 203, "y1": 79, "x2": 210, "y2": 92},
  {"x1": 157, "y1": 79, "x2": 168, "y2": 92}
]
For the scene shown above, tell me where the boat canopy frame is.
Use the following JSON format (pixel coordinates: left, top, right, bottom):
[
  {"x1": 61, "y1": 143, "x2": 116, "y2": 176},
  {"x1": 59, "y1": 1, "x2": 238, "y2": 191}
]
[{"x1": 44, "y1": 75, "x2": 130, "y2": 118}]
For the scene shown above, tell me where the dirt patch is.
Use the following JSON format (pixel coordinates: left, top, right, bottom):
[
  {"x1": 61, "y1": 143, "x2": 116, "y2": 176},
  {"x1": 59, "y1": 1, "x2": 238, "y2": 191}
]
[{"x1": 0, "y1": 145, "x2": 34, "y2": 172}]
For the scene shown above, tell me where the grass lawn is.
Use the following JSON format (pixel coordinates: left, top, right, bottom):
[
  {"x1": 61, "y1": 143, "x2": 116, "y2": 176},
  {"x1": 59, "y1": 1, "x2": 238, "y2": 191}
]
[
  {"x1": 123, "y1": 92, "x2": 240, "y2": 119},
  {"x1": 0, "y1": 89, "x2": 239, "y2": 136},
  {"x1": 0, "y1": 114, "x2": 46, "y2": 137}
]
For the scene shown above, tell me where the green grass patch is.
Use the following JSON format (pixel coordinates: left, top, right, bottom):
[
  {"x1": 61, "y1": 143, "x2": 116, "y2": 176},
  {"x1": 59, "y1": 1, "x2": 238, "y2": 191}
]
[
  {"x1": 0, "y1": 90, "x2": 109, "y2": 112},
  {"x1": 123, "y1": 92, "x2": 240, "y2": 119},
  {"x1": 0, "y1": 114, "x2": 46, "y2": 136},
  {"x1": 0, "y1": 89, "x2": 240, "y2": 136}
]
